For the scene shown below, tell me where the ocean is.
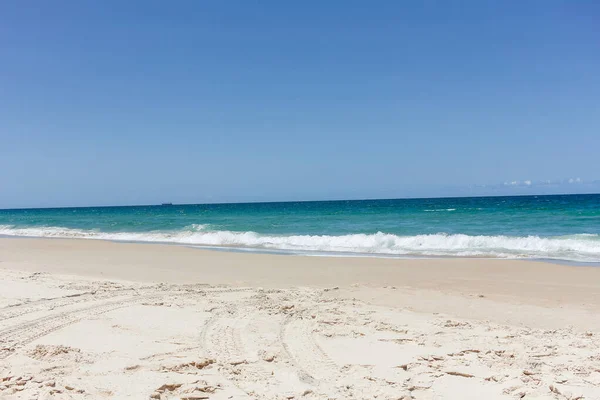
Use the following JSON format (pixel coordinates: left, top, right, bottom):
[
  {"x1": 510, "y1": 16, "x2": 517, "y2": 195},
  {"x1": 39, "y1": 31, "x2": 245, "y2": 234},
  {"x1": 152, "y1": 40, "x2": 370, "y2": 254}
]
[{"x1": 1, "y1": 194, "x2": 599, "y2": 263}]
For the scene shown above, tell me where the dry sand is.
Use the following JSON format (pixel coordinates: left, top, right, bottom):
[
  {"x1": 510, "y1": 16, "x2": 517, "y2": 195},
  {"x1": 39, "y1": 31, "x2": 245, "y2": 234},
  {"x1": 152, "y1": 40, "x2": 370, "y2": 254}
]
[{"x1": 1, "y1": 238, "x2": 599, "y2": 399}]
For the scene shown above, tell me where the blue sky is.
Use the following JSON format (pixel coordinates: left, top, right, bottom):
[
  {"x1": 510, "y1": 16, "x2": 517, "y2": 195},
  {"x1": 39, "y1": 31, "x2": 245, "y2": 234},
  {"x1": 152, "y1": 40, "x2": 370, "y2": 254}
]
[{"x1": 1, "y1": 1, "x2": 599, "y2": 208}]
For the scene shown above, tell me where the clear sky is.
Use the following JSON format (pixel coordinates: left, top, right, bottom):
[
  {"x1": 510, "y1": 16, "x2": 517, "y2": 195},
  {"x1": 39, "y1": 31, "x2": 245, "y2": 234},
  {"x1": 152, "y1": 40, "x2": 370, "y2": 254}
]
[{"x1": 1, "y1": 1, "x2": 599, "y2": 208}]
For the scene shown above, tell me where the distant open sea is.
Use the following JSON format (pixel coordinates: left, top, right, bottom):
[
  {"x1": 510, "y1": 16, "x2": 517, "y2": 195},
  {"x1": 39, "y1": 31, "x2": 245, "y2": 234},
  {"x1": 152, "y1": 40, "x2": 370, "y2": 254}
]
[{"x1": 1, "y1": 194, "x2": 599, "y2": 263}]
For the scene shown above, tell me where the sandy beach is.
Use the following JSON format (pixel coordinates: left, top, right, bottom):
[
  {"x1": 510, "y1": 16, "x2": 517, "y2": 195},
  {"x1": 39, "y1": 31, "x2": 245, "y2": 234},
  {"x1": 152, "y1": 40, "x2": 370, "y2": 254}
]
[{"x1": 1, "y1": 238, "x2": 599, "y2": 399}]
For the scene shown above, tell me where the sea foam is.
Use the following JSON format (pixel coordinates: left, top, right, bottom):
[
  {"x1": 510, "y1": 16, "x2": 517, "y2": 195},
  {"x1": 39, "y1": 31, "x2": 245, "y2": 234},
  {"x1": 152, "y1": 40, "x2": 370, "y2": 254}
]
[{"x1": 1, "y1": 224, "x2": 599, "y2": 262}]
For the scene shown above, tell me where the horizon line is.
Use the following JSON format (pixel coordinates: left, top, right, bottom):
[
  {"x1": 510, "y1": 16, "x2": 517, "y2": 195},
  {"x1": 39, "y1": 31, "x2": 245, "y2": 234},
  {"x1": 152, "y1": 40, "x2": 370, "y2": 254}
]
[{"x1": 1, "y1": 192, "x2": 599, "y2": 212}]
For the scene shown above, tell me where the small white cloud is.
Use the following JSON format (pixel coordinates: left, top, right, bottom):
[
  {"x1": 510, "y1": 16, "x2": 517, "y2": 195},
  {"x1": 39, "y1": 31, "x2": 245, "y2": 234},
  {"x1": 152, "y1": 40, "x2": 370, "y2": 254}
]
[{"x1": 503, "y1": 180, "x2": 520, "y2": 186}]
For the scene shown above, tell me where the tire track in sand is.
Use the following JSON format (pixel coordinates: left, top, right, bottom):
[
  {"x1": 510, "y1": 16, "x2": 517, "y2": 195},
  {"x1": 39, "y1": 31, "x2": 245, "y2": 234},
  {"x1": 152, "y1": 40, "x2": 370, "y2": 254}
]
[
  {"x1": 0, "y1": 287, "x2": 255, "y2": 359},
  {"x1": 280, "y1": 315, "x2": 338, "y2": 385},
  {"x1": 201, "y1": 292, "x2": 312, "y2": 399},
  {"x1": 0, "y1": 289, "x2": 138, "y2": 322},
  {"x1": 0, "y1": 292, "x2": 168, "y2": 360}
]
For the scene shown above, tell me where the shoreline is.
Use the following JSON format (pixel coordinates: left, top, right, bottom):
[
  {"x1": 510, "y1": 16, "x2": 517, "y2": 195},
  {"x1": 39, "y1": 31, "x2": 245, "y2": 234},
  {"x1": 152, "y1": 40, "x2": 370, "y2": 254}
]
[
  {"x1": 2, "y1": 237, "x2": 600, "y2": 310},
  {"x1": 3, "y1": 234, "x2": 600, "y2": 267}
]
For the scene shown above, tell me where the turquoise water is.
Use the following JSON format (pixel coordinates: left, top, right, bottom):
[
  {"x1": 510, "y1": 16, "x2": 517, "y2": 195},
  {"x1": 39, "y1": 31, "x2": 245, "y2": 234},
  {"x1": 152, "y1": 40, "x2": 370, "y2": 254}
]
[{"x1": 1, "y1": 194, "x2": 599, "y2": 262}]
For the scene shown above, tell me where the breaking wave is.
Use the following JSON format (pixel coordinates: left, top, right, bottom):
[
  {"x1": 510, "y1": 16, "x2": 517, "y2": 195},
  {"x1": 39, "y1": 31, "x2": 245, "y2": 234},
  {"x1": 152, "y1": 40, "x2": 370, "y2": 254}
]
[{"x1": 1, "y1": 224, "x2": 599, "y2": 262}]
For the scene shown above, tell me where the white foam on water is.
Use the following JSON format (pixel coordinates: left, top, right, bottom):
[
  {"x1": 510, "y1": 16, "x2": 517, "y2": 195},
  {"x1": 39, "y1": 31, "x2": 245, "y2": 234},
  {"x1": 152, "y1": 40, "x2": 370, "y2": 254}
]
[{"x1": 1, "y1": 225, "x2": 599, "y2": 262}]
